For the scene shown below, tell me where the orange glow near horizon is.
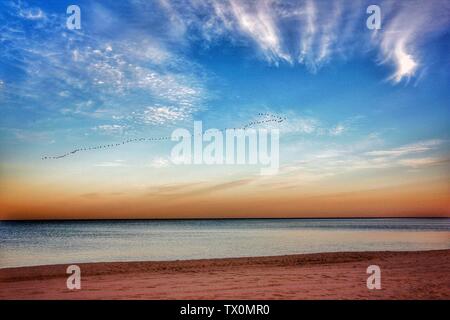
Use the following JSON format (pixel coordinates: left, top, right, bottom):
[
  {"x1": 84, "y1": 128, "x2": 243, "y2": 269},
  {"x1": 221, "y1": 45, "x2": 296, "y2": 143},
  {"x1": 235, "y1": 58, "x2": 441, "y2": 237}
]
[{"x1": 1, "y1": 172, "x2": 449, "y2": 220}]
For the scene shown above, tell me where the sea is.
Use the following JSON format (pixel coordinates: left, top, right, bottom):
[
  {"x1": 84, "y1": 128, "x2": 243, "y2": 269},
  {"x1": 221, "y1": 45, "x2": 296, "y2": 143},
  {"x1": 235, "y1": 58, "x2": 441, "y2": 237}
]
[{"x1": 0, "y1": 218, "x2": 449, "y2": 268}]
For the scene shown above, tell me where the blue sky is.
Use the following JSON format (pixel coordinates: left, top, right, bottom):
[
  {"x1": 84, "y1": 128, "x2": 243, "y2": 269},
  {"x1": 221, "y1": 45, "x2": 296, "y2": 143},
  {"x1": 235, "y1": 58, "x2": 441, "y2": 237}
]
[{"x1": 0, "y1": 0, "x2": 449, "y2": 218}]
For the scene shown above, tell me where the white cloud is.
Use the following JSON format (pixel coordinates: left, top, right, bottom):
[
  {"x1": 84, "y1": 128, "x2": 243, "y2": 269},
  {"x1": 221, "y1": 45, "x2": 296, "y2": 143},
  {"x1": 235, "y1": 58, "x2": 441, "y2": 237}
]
[
  {"x1": 0, "y1": 2, "x2": 206, "y2": 125},
  {"x1": 94, "y1": 160, "x2": 127, "y2": 167},
  {"x1": 228, "y1": 0, "x2": 291, "y2": 64},
  {"x1": 298, "y1": 0, "x2": 316, "y2": 66},
  {"x1": 375, "y1": 0, "x2": 450, "y2": 83},
  {"x1": 255, "y1": 111, "x2": 355, "y2": 137},
  {"x1": 147, "y1": 0, "x2": 450, "y2": 82},
  {"x1": 92, "y1": 125, "x2": 128, "y2": 135},
  {"x1": 365, "y1": 139, "x2": 443, "y2": 157},
  {"x1": 20, "y1": 8, "x2": 46, "y2": 20},
  {"x1": 391, "y1": 42, "x2": 418, "y2": 83},
  {"x1": 138, "y1": 106, "x2": 189, "y2": 125},
  {"x1": 147, "y1": 157, "x2": 171, "y2": 168},
  {"x1": 7, "y1": 128, "x2": 51, "y2": 143},
  {"x1": 329, "y1": 124, "x2": 346, "y2": 136},
  {"x1": 399, "y1": 157, "x2": 449, "y2": 168},
  {"x1": 279, "y1": 137, "x2": 448, "y2": 180}
]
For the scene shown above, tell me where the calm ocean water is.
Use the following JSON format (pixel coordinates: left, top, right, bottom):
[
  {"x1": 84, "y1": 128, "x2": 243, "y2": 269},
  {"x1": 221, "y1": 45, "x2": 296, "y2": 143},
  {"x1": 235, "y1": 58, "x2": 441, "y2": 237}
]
[{"x1": 0, "y1": 218, "x2": 449, "y2": 268}]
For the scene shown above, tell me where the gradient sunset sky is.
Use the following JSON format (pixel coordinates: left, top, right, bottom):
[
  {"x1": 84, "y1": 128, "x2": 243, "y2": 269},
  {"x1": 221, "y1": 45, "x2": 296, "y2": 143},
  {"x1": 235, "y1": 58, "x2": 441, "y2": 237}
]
[{"x1": 0, "y1": 0, "x2": 449, "y2": 219}]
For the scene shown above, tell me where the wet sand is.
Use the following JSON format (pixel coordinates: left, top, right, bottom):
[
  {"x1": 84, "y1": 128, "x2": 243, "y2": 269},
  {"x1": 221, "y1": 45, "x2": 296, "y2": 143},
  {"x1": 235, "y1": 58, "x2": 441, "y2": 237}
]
[{"x1": 0, "y1": 250, "x2": 449, "y2": 299}]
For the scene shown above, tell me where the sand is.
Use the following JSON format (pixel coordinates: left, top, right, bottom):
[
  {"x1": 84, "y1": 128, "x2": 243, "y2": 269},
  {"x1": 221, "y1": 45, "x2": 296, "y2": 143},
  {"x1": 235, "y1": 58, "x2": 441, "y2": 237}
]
[{"x1": 0, "y1": 250, "x2": 449, "y2": 299}]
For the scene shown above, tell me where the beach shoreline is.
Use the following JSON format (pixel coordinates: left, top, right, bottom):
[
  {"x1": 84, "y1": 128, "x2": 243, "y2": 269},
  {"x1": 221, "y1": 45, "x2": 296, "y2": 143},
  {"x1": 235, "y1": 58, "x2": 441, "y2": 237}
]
[{"x1": 1, "y1": 250, "x2": 449, "y2": 299}]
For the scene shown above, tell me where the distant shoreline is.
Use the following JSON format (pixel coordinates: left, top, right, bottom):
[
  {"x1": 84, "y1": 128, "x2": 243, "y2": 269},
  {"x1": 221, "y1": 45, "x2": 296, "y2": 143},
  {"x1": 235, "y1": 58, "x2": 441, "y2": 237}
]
[
  {"x1": 1, "y1": 217, "x2": 449, "y2": 222},
  {"x1": 1, "y1": 249, "x2": 449, "y2": 299}
]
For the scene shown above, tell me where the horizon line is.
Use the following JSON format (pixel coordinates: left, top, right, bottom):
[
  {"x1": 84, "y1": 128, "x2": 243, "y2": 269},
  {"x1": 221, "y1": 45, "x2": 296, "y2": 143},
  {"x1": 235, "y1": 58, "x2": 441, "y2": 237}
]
[{"x1": 1, "y1": 216, "x2": 449, "y2": 222}]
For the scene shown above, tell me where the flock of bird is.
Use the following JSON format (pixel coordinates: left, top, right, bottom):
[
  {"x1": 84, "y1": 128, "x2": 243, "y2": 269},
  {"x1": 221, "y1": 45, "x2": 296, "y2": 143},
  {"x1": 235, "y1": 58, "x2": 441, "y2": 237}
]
[{"x1": 41, "y1": 113, "x2": 286, "y2": 160}]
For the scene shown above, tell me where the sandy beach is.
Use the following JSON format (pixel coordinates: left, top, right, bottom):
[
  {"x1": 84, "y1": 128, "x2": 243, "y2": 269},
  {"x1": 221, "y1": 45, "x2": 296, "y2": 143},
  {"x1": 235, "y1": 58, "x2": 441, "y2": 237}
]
[{"x1": 0, "y1": 250, "x2": 449, "y2": 300}]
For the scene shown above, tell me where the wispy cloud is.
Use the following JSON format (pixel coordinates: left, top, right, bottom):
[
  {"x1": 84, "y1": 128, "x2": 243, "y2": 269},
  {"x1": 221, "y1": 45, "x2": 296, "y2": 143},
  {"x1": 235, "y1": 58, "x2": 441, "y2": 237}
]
[
  {"x1": 6, "y1": 128, "x2": 53, "y2": 143},
  {"x1": 92, "y1": 124, "x2": 128, "y2": 135},
  {"x1": 252, "y1": 111, "x2": 358, "y2": 137},
  {"x1": 329, "y1": 124, "x2": 346, "y2": 136},
  {"x1": 228, "y1": 0, "x2": 291, "y2": 64},
  {"x1": 0, "y1": 1, "x2": 207, "y2": 133},
  {"x1": 145, "y1": 0, "x2": 450, "y2": 82},
  {"x1": 147, "y1": 157, "x2": 171, "y2": 168},
  {"x1": 135, "y1": 105, "x2": 192, "y2": 125},
  {"x1": 372, "y1": 0, "x2": 450, "y2": 83},
  {"x1": 278, "y1": 138, "x2": 448, "y2": 182},
  {"x1": 10, "y1": 1, "x2": 48, "y2": 21},
  {"x1": 399, "y1": 157, "x2": 450, "y2": 168},
  {"x1": 365, "y1": 139, "x2": 443, "y2": 157},
  {"x1": 94, "y1": 160, "x2": 127, "y2": 167}
]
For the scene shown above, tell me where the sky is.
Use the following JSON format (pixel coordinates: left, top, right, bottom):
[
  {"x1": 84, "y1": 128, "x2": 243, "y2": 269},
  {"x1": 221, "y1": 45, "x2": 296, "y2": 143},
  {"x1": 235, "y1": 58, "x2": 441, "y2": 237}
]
[{"x1": 0, "y1": 0, "x2": 449, "y2": 219}]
